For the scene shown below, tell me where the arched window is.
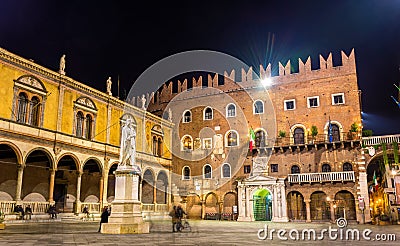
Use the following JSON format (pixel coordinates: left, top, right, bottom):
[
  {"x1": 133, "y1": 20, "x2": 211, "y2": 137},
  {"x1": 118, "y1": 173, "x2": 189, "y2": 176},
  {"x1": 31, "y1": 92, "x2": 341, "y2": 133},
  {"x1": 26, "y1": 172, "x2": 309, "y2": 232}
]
[
  {"x1": 183, "y1": 110, "x2": 192, "y2": 123},
  {"x1": 255, "y1": 130, "x2": 266, "y2": 148},
  {"x1": 29, "y1": 96, "x2": 41, "y2": 126},
  {"x1": 322, "y1": 164, "x2": 331, "y2": 172},
  {"x1": 85, "y1": 114, "x2": 93, "y2": 139},
  {"x1": 204, "y1": 164, "x2": 212, "y2": 179},
  {"x1": 153, "y1": 136, "x2": 158, "y2": 156},
  {"x1": 157, "y1": 138, "x2": 163, "y2": 157},
  {"x1": 183, "y1": 166, "x2": 190, "y2": 180},
  {"x1": 227, "y1": 104, "x2": 236, "y2": 117},
  {"x1": 17, "y1": 93, "x2": 28, "y2": 123},
  {"x1": 293, "y1": 127, "x2": 305, "y2": 144},
  {"x1": 331, "y1": 124, "x2": 340, "y2": 142},
  {"x1": 76, "y1": 111, "x2": 84, "y2": 138},
  {"x1": 227, "y1": 131, "x2": 238, "y2": 146},
  {"x1": 222, "y1": 163, "x2": 231, "y2": 178},
  {"x1": 254, "y1": 100, "x2": 264, "y2": 114},
  {"x1": 182, "y1": 135, "x2": 193, "y2": 150},
  {"x1": 204, "y1": 107, "x2": 213, "y2": 120},
  {"x1": 343, "y1": 163, "x2": 353, "y2": 171},
  {"x1": 291, "y1": 165, "x2": 300, "y2": 174}
]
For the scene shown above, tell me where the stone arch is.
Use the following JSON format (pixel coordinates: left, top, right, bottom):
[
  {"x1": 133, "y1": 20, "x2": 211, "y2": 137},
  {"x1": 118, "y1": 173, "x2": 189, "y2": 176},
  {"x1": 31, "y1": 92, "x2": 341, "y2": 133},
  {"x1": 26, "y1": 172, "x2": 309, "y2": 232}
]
[
  {"x1": 334, "y1": 190, "x2": 356, "y2": 220},
  {"x1": 23, "y1": 148, "x2": 53, "y2": 201},
  {"x1": 0, "y1": 141, "x2": 23, "y2": 165},
  {"x1": 156, "y1": 170, "x2": 168, "y2": 204},
  {"x1": 186, "y1": 194, "x2": 201, "y2": 219},
  {"x1": 0, "y1": 143, "x2": 21, "y2": 200},
  {"x1": 106, "y1": 163, "x2": 119, "y2": 203},
  {"x1": 287, "y1": 191, "x2": 306, "y2": 221},
  {"x1": 290, "y1": 124, "x2": 307, "y2": 145},
  {"x1": 324, "y1": 120, "x2": 343, "y2": 142},
  {"x1": 24, "y1": 147, "x2": 54, "y2": 168},
  {"x1": 57, "y1": 153, "x2": 80, "y2": 171},
  {"x1": 81, "y1": 158, "x2": 102, "y2": 204},
  {"x1": 310, "y1": 191, "x2": 329, "y2": 221},
  {"x1": 142, "y1": 169, "x2": 155, "y2": 204},
  {"x1": 252, "y1": 188, "x2": 273, "y2": 221},
  {"x1": 222, "y1": 192, "x2": 237, "y2": 219},
  {"x1": 204, "y1": 192, "x2": 219, "y2": 219}
]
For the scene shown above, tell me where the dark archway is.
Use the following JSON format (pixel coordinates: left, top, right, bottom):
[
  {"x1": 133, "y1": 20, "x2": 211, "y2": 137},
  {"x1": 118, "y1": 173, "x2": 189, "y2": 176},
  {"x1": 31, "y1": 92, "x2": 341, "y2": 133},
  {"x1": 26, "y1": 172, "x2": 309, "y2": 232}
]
[
  {"x1": 334, "y1": 190, "x2": 356, "y2": 220},
  {"x1": 0, "y1": 144, "x2": 19, "y2": 202},
  {"x1": 55, "y1": 155, "x2": 78, "y2": 213},
  {"x1": 107, "y1": 163, "x2": 118, "y2": 203},
  {"x1": 156, "y1": 171, "x2": 168, "y2": 204},
  {"x1": 287, "y1": 191, "x2": 306, "y2": 221},
  {"x1": 310, "y1": 191, "x2": 330, "y2": 221},
  {"x1": 81, "y1": 159, "x2": 102, "y2": 205},
  {"x1": 142, "y1": 169, "x2": 154, "y2": 204},
  {"x1": 205, "y1": 193, "x2": 219, "y2": 220}
]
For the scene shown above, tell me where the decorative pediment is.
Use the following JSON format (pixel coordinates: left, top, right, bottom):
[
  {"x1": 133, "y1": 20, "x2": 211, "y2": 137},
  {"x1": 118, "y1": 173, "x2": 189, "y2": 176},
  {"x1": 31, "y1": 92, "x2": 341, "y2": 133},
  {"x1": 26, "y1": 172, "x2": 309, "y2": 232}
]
[
  {"x1": 243, "y1": 174, "x2": 277, "y2": 183},
  {"x1": 151, "y1": 124, "x2": 163, "y2": 135},
  {"x1": 14, "y1": 75, "x2": 47, "y2": 95},
  {"x1": 120, "y1": 113, "x2": 137, "y2": 126},
  {"x1": 74, "y1": 96, "x2": 97, "y2": 113}
]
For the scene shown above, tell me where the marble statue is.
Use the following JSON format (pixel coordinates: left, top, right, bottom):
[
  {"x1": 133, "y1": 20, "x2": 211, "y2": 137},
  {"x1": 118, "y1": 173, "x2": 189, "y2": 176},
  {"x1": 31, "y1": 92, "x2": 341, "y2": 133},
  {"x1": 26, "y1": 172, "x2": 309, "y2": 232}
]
[
  {"x1": 107, "y1": 77, "x2": 112, "y2": 96},
  {"x1": 168, "y1": 108, "x2": 172, "y2": 121},
  {"x1": 119, "y1": 118, "x2": 140, "y2": 173},
  {"x1": 59, "y1": 54, "x2": 66, "y2": 74},
  {"x1": 141, "y1": 94, "x2": 146, "y2": 110}
]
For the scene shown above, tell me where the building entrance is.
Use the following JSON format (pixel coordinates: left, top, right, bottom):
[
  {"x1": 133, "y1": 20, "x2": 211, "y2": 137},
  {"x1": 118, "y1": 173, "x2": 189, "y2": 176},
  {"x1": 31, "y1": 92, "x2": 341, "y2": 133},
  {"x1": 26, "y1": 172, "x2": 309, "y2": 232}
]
[{"x1": 253, "y1": 189, "x2": 272, "y2": 221}]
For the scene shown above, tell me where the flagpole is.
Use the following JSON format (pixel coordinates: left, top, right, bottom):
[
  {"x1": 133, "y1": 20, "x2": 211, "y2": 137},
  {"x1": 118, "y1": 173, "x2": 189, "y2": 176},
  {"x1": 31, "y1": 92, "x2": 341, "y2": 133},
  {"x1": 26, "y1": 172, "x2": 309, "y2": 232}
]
[{"x1": 117, "y1": 75, "x2": 120, "y2": 99}]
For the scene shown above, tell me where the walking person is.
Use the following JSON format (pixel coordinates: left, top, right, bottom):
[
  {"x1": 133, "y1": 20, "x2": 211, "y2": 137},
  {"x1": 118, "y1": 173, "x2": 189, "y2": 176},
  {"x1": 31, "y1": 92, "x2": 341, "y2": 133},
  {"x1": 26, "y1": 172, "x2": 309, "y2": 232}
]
[
  {"x1": 98, "y1": 206, "x2": 110, "y2": 232},
  {"x1": 169, "y1": 205, "x2": 178, "y2": 232},
  {"x1": 176, "y1": 205, "x2": 186, "y2": 232}
]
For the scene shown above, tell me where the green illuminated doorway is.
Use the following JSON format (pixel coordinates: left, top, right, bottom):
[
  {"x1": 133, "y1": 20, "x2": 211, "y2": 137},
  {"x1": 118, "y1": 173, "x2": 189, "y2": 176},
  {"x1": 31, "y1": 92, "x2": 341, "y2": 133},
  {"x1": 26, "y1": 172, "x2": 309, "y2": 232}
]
[{"x1": 253, "y1": 189, "x2": 272, "y2": 221}]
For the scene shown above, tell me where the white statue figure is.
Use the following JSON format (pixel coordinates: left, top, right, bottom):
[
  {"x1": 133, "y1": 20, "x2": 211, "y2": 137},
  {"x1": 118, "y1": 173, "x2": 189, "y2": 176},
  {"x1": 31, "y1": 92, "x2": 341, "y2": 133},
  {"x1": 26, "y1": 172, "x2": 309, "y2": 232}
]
[
  {"x1": 106, "y1": 77, "x2": 112, "y2": 96},
  {"x1": 119, "y1": 118, "x2": 140, "y2": 173},
  {"x1": 141, "y1": 94, "x2": 146, "y2": 110},
  {"x1": 59, "y1": 54, "x2": 66, "y2": 74},
  {"x1": 168, "y1": 108, "x2": 172, "y2": 121}
]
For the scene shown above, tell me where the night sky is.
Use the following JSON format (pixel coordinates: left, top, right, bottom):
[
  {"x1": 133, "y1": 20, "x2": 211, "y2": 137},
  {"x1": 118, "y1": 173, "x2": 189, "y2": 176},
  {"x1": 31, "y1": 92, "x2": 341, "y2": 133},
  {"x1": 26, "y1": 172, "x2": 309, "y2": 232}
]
[{"x1": 0, "y1": 1, "x2": 399, "y2": 135}]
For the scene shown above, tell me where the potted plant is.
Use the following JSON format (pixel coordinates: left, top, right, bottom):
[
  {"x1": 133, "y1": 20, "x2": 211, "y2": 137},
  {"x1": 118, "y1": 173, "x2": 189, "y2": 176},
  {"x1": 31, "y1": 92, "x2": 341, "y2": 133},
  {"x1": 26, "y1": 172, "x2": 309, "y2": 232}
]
[
  {"x1": 277, "y1": 130, "x2": 286, "y2": 145},
  {"x1": 310, "y1": 125, "x2": 318, "y2": 143},
  {"x1": 349, "y1": 122, "x2": 359, "y2": 140}
]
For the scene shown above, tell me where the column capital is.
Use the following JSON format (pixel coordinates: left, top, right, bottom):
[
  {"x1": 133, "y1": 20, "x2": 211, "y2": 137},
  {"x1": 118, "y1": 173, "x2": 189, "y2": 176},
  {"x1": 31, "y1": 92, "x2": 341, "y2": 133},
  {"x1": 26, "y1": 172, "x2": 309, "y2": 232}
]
[{"x1": 304, "y1": 199, "x2": 311, "y2": 203}]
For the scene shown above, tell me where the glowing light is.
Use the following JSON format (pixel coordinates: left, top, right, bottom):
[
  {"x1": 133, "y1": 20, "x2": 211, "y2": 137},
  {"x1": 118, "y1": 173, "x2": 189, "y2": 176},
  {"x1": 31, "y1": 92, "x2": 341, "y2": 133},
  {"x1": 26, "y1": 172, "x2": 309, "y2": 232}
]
[{"x1": 261, "y1": 77, "x2": 272, "y2": 87}]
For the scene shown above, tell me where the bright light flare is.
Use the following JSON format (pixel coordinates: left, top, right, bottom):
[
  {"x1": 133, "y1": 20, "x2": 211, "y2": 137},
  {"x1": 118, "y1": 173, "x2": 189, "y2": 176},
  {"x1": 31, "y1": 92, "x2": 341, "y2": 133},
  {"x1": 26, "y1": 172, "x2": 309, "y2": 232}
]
[{"x1": 261, "y1": 77, "x2": 272, "y2": 87}]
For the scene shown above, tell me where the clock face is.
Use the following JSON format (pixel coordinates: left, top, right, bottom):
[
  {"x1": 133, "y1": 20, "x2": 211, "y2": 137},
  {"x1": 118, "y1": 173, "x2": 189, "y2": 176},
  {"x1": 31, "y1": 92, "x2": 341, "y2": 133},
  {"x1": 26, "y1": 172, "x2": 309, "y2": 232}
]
[{"x1": 368, "y1": 146, "x2": 375, "y2": 156}]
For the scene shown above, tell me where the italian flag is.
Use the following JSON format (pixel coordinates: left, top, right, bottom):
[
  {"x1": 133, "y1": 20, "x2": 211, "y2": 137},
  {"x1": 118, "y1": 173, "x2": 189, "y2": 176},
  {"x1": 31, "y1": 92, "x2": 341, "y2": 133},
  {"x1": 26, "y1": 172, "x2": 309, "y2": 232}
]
[
  {"x1": 249, "y1": 127, "x2": 255, "y2": 151},
  {"x1": 373, "y1": 171, "x2": 378, "y2": 191}
]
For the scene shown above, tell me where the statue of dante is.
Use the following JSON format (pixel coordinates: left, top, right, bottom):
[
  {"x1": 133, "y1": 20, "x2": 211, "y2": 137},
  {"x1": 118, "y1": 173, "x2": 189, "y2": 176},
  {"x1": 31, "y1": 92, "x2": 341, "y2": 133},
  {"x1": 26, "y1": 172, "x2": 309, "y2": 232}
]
[
  {"x1": 59, "y1": 54, "x2": 66, "y2": 74},
  {"x1": 119, "y1": 118, "x2": 138, "y2": 170}
]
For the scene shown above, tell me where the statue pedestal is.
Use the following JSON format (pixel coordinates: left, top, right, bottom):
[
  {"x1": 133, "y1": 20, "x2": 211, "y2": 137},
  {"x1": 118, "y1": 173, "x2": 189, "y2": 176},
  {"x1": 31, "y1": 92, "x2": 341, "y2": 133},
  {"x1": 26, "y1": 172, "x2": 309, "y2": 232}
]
[{"x1": 101, "y1": 167, "x2": 149, "y2": 234}]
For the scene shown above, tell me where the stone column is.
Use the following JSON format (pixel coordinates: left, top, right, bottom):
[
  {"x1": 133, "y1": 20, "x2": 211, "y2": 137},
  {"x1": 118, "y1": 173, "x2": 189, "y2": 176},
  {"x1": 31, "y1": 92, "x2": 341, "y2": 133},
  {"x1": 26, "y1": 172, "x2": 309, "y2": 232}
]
[
  {"x1": 305, "y1": 199, "x2": 311, "y2": 222},
  {"x1": 279, "y1": 183, "x2": 288, "y2": 221},
  {"x1": 75, "y1": 171, "x2": 83, "y2": 214},
  {"x1": 15, "y1": 165, "x2": 24, "y2": 202},
  {"x1": 48, "y1": 169, "x2": 56, "y2": 203},
  {"x1": 99, "y1": 176, "x2": 104, "y2": 208},
  {"x1": 102, "y1": 172, "x2": 109, "y2": 206},
  {"x1": 153, "y1": 182, "x2": 157, "y2": 205},
  {"x1": 201, "y1": 200, "x2": 206, "y2": 219},
  {"x1": 272, "y1": 185, "x2": 278, "y2": 221},
  {"x1": 56, "y1": 86, "x2": 65, "y2": 132},
  {"x1": 330, "y1": 202, "x2": 335, "y2": 222}
]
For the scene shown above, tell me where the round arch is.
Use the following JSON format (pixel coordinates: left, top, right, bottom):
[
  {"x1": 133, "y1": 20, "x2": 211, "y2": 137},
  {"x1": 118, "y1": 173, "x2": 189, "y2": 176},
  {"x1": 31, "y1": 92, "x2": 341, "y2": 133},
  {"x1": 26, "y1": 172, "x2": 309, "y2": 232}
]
[
  {"x1": 0, "y1": 141, "x2": 23, "y2": 165},
  {"x1": 156, "y1": 170, "x2": 168, "y2": 204},
  {"x1": 204, "y1": 192, "x2": 219, "y2": 219},
  {"x1": 252, "y1": 188, "x2": 273, "y2": 221},
  {"x1": 24, "y1": 147, "x2": 54, "y2": 168},
  {"x1": 290, "y1": 124, "x2": 307, "y2": 145},
  {"x1": 310, "y1": 191, "x2": 329, "y2": 221},
  {"x1": 82, "y1": 157, "x2": 103, "y2": 173},
  {"x1": 57, "y1": 153, "x2": 80, "y2": 171},
  {"x1": 287, "y1": 191, "x2": 306, "y2": 221},
  {"x1": 142, "y1": 169, "x2": 155, "y2": 204},
  {"x1": 186, "y1": 194, "x2": 201, "y2": 219},
  {"x1": 334, "y1": 190, "x2": 356, "y2": 220}
]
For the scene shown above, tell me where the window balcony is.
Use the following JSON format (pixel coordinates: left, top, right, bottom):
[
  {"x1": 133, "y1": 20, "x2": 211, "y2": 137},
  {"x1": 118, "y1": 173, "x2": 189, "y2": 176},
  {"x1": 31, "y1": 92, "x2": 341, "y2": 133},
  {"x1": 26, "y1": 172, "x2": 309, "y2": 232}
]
[{"x1": 287, "y1": 171, "x2": 355, "y2": 184}]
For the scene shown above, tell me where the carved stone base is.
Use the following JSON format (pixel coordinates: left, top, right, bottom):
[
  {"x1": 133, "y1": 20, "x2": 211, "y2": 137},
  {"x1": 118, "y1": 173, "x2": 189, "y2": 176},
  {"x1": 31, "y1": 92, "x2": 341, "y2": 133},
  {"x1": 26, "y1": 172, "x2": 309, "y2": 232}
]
[{"x1": 101, "y1": 168, "x2": 149, "y2": 234}]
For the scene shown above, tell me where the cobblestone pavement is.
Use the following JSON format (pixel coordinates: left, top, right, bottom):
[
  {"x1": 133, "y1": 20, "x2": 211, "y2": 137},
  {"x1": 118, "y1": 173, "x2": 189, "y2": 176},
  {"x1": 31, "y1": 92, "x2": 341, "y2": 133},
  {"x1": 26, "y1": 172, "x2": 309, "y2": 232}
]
[{"x1": 0, "y1": 220, "x2": 400, "y2": 245}]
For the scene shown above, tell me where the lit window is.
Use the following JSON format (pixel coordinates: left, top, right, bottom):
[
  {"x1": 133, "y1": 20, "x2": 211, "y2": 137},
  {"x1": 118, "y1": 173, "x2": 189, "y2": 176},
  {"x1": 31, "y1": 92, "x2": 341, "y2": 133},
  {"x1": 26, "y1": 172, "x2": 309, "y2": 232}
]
[
  {"x1": 182, "y1": 135, "x2": 193, "y2": 150},
  {"x1": 227, "y1": 104, "x2": 236, "y2": 117},
  {"x1": 332, "y1": 93, "x2": 345, "y2": 105},
  {"x1": 254, "y1": 100, "x2": 264, "y2": 114},
  {"x1": 226, "y1": 131, "x2": 238, "y2": 147},
  {"x1": 284, "y1": 99, "x2": 296, "y2": 110},
  {"x1": 203, "y1": 138, "x2": 212, "y2": 149},
  {"x1": 307, "y1": 96, "x2": 319, "y2": 108},
  {"x1": 183, "y1": 166, "x2": 190, "y2": 180}
]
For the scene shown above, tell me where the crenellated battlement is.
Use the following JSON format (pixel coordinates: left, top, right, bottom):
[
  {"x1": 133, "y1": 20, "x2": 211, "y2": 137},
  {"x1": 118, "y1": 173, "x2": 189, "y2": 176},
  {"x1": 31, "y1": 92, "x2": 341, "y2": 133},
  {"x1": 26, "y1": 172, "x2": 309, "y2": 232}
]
[{"x1": 136, "y1": 49, "x2": 356, "y2": 111}]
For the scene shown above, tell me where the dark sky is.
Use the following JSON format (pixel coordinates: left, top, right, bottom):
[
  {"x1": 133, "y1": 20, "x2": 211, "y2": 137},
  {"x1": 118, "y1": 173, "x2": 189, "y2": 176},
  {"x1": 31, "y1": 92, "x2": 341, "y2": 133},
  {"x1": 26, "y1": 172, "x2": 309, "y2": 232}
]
[{"x1": 1, "y1": 1, "x2": 399, "y2": 135}]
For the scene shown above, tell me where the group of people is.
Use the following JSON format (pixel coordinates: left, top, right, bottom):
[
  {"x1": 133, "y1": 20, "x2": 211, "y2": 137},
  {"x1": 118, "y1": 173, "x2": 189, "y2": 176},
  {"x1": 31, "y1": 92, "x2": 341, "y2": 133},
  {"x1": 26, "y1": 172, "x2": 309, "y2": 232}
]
[
  {"x1": 170, "y1": 205, "x2": 186, "y2": 232},
  {"x1": 13, "y1": 205, "x2": 32, "y2": 220}
]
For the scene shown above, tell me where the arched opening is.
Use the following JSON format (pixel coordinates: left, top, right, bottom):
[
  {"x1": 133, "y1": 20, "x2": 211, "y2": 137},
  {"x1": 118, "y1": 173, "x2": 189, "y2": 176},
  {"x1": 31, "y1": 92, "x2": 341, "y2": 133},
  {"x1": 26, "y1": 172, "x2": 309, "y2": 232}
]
[
  {"x1": 293, "y1": 127, "x2": 305, "y2": 144},
  {"x1": 227, "y1": 104, "x2": 236, "y2": 117},
  {"x1": 183, "y1": 110, "x2": 191, "y2": 123},
  {"x1": 76, "y1": 111, "x2": 84, "y2": 138},
  {"x1": 287, "y1": 191, "x2": 306, "y2": 221},
  {"x1": 334, "y1": 190, "x2": 356, "y2": 220},
  {"x1": 226, "y1": 131, "x2": 238, "y2": 146},
  {"x1": 291, "y1": 165, "x2": 300, "y2": 174},
  {"x1": 182, "y1": 166, "x2": 190, "y2": 180},
  {"x1": 253, "y1": 189, "x2": 272, "y2": 221},
  {"x1": 186, "y1": 194, "x2": 201, "y2": 219},
  {"x1": 156, "y1": 171, "x2": 168, "y2": 204},
  {"x1": 85, "y1": 114, "x2": 93, "y2": 139},
  {"x1": 29, "y1": 96, "x2": 41, "y2": 126},
  {"x1": 23, "y1": 150, "x2": 52, "y2": 202},
  {"x1": 81, "y1": 159, "x2": 102, "y2": 211},
  {"x1": 322, "y1": 163, "x2": 331, "y2": 172},
  {"x1": 343, "y1": 162, "x2": 353, "y2": 171},
  {"x1": 0, "y1": 144, "x2": 19, "y2": 201},
  {"x1": 17, "y1": 92, "x2": 28, "y2": 123},
  {"x1": 204, "y1": 164, "x2": 212, "y2": 179},
  {"x1": 55, "y1": 155, "x2": 78, "y2": 213},
  {"x1": 107, "y1": 164, "x2": 118, "y2": 203},
  {"x1": 331, "y1": 124, "x2": 340, "y2": 142},
  {"x1": 222, "y1": 192, "x2": 237, "y2": 220},
  {"x1": 142, "y1": 169, "x2": 154, "y2": 204},
  {"x1": 205, "y1": 193, "x2": 219, "y2": 220},
  {"x1": 310, "y1": 191, "x2": 330, "y2": 221},
  {"x1": 157, "y1": 138, "x2": 163, "y2": 157}
]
